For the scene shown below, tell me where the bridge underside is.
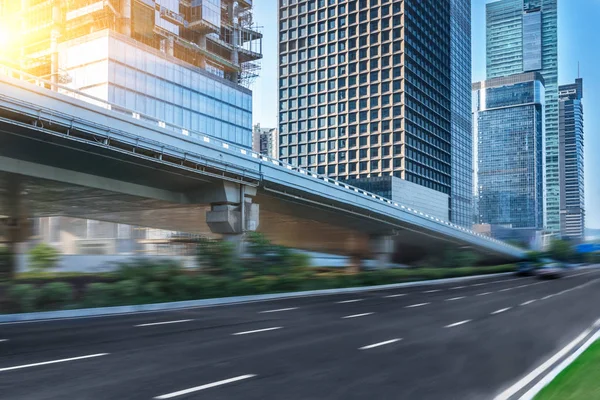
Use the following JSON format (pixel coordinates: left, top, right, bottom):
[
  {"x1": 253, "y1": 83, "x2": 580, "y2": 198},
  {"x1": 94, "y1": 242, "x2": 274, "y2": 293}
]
[{"x1": 0, "y1": 120, "x2": 516, "y2": 264}]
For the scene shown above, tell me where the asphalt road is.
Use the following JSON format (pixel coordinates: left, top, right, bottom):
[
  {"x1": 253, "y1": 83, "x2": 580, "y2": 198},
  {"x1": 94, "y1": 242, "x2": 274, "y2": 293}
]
[{"x1": 1, "y1": 268, "x2": 600, "y2": 400}]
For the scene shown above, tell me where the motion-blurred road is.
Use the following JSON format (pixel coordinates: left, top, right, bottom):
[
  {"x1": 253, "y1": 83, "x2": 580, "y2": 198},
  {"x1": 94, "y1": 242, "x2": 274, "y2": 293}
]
[{"x1": 1, "y1": 268, "x2": 600, "y2": 400}]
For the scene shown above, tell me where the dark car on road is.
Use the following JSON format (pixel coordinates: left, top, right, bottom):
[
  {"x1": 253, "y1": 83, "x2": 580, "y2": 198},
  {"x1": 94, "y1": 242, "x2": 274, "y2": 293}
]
[
  {"x1": 516, "y1": 262, "x2": 537, "y2": 276},
  {"x1": 536, "y1": 259, "x2": 565, "y2": 279}
]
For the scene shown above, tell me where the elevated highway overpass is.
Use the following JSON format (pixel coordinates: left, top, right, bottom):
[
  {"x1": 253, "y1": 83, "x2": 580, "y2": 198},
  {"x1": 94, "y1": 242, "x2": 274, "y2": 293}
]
[{"x1": 0, "y1": 69, "x2": 524, "y2": 265}]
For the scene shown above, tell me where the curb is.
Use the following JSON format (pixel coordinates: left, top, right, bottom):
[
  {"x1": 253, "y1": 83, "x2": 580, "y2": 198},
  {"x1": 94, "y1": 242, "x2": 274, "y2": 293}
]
[{"x1": 0, "y1": 271, "x2": 513, "y2": 323}]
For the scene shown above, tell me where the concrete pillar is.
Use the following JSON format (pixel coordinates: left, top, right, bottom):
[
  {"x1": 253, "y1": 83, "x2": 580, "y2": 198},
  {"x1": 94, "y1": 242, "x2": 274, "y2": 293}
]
[
  {"x1": 205, "y1": 182, "x2": 259, "y2": 255},
  {"x1": 370, "y1": 235, "x2": 395, "y2": 269},
  {"x1": 1, "y1": 177, "x2": 30, "y2": 279}
]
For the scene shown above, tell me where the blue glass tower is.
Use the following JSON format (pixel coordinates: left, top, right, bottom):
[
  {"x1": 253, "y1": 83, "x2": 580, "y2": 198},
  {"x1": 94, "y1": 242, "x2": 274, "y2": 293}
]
[
  {"x1": 559, "y1": 79, "x2": 585, "y2": 241},
  {"x1": 485, "y1": 0, "x2": 558, "y2": 232},
  {"x1": 450, "y1": 0, "x2": 473, "y2": 227},
  {"x1": 473, "y1": 73, "x2": 545, "y2": 229}
]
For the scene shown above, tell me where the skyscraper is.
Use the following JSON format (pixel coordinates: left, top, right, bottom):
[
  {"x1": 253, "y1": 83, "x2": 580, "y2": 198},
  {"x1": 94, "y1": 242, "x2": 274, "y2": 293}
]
[
  {"x1": 253, "y1": 124, "x2": 279, "y2": 159},
  {"x1": 450, "y1": 0, "x2": 473, "y2": 227},
  {"x1": 485, "y1": 0, "x2": 558, "y2": 232},
  {"x1": 559, "y1": 78, "x2": 585, "y2": 242},
  {"x1": 473, "y1": 72, "x2": 545, "y2": 230},
  {"x1": 278, "y1": 0, "x2": 472, "y2": 226},
  {"x1": 0, "y1": 0, "x2": 262, "y2": 147}
]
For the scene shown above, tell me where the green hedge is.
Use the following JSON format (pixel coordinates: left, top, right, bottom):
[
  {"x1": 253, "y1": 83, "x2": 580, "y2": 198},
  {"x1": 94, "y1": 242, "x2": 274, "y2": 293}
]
[{"x1": 2, "y1": 263, "x2": 516, "y2": 313}]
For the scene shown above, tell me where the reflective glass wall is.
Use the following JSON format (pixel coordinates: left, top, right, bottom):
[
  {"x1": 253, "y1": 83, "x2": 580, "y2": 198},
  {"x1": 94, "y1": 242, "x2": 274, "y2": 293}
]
[
  {"x1": 474, "y1": 74, "x2": 545, "y2": 229},
  {"x1": 60, "y1": 31, "x2": 253, "y2": 148}
]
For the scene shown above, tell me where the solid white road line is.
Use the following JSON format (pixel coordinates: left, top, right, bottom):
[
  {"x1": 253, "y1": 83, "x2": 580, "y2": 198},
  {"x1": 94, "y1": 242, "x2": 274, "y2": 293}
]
[
  {"x1": 493, "y1": 326, "x2": 598, "y2": 400},
  {"x1": 154, "y1": 375, "x2": 257, "y2": 399},
  {"x1": 519, "y1": 329, "x2": 600, "y2": 400},
  {"x1": 423, "y1": 289, "x2": 440, "y2": 293},
  {"x1": 0, "y1": 353, "x2": 109, "y2": 373},
  {"x1": 385, "y1": 293, "x2": 406, "y2": 298},
  {"x1": 405, "y1": 302, "x2": 430, "y2": 308},
  {"x1": 135, "y1": 319, "x2": 193, "y2": 327},
  {"x1": 445, "y1": 320, "x2": 471, "y2": 328},
  {"x1": 445, "y1": 296, "x2": 465, "y2": 302},
  {"x1": 477, "y1": 292, "x2": 492, "y2": 296},
  {"x1": 337, "y1": 299, "x2": 364, "y2": 304},
  {"x1": 541, "y1": 294, "x2": 555, "y2": 300},
  {"x1": 359, "y1": 338, "x2": 402, "y2": 350},
  {"x1": 342, "y1": 313, "x2": 374, "y2": 319},
  {"x1": 232, "y1": 327, "x2": 282, "y2": 336},
  {"x1": 520, "y1": 300, "x2": 537, "y2": 306},
  {"x1": 491, "y1": 307, "x2": 512, "y2": 315},
  {"x1": 259, "y1": 307, "x2": 298, "y2": 313}
]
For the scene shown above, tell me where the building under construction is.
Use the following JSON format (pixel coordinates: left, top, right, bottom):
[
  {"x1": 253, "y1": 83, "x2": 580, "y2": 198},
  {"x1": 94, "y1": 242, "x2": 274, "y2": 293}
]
[
  {"x1": 0, "y1": 0, "x2": 262, "y2": 86},
  {"x1": 0, "y1": 0, "x2": 262, "y2": 147}
]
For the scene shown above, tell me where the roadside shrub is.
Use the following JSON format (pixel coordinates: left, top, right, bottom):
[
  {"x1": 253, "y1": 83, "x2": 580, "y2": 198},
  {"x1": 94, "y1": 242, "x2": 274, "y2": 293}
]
[
  {"x1": 0, "y1": 245, "x2": 14, "y2": 280},
  {"x1": 8, "y1": 284, "x2": 38, "y2": 312},
  {"x1": 197, "y1": 239, "x2": 241, "y2": 278},
  {"x1": 84, "y1": 283, "x2": 115, "y2": 307},
  {"x1": 113, "y1": 259, "x2": 183, "y2": 283},
  {"x1": 28, "y1": 243, "x2": 60, "y2": 272},
  {"x1": 39, "y1": 282, "x2": 73, "y2": 310},
  {"x1": 113, "y1": 279, "x2": 141, "y2": 304},
  {"x1": 141, "y1": 282, "x2": 164, "y2": 303},
  {"x1": 246, "y1": 232, "x2": 272, "y2": 264},
  {"x1": 245, "y1": 276, "x2": 278, "y2": 294}
]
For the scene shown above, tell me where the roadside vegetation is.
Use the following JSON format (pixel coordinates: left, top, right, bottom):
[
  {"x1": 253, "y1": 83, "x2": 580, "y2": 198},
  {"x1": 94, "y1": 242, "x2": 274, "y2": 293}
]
[
  {"x1": 534, "y1": 340, "x2": 600, "y2": 400},
  {"x1": 0, "y1": 235, "x2": 518, "y2": 314}
]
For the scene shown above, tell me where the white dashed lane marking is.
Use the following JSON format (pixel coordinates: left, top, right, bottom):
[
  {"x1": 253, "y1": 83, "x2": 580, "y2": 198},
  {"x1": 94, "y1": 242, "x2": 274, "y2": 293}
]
[
  {"x1": 359, "y1": 338, "x2": 402, "y2": 350},
  {"x1": 232, "y1": 327, "x2": 282, "y2": 336},
  {"x1": 259, "y1": 308, "x2": 298, "y2": 314},
  {"x1": 342, "y1": 313, "x2": 374, "y2": 319},
  {"x1": 445, "y1": 320, "x2": 471, "y2": 328},
  {"x1": 405, "y1": 303, "x2": 430, "y2": 309},
  {"x1": 445, "y1": 296, "x2": 466, "y2": 302},
  {"x1": 154, "y1": 375, "x2": 257, "y2": 399},
  {"x1": 337, "y1": 299, "x2": 364, "y2": 304}
]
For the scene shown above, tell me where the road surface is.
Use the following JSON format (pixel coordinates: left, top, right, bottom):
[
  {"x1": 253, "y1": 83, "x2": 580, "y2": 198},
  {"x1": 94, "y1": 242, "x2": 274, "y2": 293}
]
[{"x1": 1, "y1": 268, "x2": 599, "y2": 399}]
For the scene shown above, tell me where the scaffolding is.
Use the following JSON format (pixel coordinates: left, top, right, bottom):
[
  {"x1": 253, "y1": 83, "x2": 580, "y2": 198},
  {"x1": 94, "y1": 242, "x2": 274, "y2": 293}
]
[{"x1": 0, "y1": 0, "x2": 262, "y2": 87}]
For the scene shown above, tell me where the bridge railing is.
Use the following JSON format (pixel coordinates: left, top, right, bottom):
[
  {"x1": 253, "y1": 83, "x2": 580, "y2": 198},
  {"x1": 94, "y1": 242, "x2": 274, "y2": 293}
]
[{"x1": 0, "y1": 65, "x2": 517, "y2": 253}]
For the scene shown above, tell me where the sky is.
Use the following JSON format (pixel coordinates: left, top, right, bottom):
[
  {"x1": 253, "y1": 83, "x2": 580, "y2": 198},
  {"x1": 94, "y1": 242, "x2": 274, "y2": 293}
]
[{"x1": 251, "y1": 0, "x2": 600, "y2": 229}]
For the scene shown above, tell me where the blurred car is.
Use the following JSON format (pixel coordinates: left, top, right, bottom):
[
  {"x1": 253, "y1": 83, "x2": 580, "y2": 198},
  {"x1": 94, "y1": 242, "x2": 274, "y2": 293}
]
[
  {"x1": 516, "y1": 262, "x2": 537, "y2": 276},
  {"x1": 536, "y1": 259, "x2": 565, "y2": 279}
]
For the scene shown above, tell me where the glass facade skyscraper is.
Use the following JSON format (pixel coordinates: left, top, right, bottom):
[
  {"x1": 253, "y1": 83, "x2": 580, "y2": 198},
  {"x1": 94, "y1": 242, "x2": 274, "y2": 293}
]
[
  {"x1": 473, "y1": 73, "x2": 545, "y2": 229},
  {"x1": 559, "y1": 79, "x2": 585, "y2": 242},
  {"x1": 450, "y1": 0, "x2": 473, "y2": 227},
  {"x1": 278, "y1": 0, "x2": 472, "y2": 226},
  {"x1": 485, "y1": 0, "x2": 558, "y2": 232}
]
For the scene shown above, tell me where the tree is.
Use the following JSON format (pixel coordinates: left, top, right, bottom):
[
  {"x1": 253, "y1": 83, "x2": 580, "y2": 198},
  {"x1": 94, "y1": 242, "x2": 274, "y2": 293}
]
[
  {"x1": 28, "y1": 243, "x2": 60, "y2": 272},
  {"x1": 548, "y1": 239, "x2": 574, "y2": 262}
]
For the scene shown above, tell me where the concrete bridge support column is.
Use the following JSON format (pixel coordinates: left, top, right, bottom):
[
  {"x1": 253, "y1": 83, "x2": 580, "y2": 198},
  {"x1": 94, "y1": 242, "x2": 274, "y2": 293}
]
[
  {"x1": 205, "y1": 182, "x2": 259, "y2": 254},
  {"x1": 1, "y1": 177, "x2": 31, "y2": 279},
  {"x1": 370, "y1": 235, "x2": 395, "y2": 269}
]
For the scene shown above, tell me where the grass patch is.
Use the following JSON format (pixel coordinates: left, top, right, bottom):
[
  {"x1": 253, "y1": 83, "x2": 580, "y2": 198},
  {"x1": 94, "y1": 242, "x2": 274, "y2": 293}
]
[{"x1": 535, "y1": 340, "x2": 600, "y2": 400}]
